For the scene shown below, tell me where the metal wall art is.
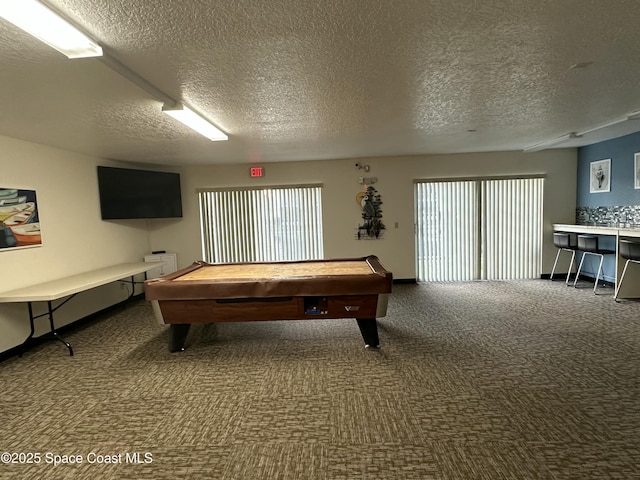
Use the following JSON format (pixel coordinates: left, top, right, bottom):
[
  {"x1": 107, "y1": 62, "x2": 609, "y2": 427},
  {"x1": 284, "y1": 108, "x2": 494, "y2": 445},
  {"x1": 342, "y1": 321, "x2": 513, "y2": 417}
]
[{"x1": 356, "y1": 186, "x2": 385, "y2": 239}]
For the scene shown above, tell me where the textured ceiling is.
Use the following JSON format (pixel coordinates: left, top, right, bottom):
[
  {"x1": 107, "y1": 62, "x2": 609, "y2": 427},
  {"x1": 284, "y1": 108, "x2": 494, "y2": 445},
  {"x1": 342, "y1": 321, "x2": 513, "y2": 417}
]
[{"x1": 1, "y1": 0, "x2": 640, "y2": 165}]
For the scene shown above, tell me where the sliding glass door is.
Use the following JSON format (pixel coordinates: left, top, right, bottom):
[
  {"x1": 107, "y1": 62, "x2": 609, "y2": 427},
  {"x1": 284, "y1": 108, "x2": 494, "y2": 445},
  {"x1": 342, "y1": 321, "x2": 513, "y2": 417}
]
[
  {"x1": 415, "y1": 180, "x2": 479, "y2": 281},
  {"x1": 415, "y1": 177, "x2": 543, "y2": 282},
  {"x1": 482, "y1": 178, "x2": 544, "y2": 280}
]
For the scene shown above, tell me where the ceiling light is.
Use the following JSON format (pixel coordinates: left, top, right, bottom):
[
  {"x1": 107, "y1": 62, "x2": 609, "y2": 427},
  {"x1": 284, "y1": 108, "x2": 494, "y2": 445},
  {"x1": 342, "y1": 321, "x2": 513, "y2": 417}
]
[
  {"x1": 523, "y1": 133, "x2": 581, "y2": 152},
  {"x1": 571, "y1": 111, "x2": 640, "y2": 137},
  {"x1": 0, "y1": 0, "x2": 102, "y2": 58},
  {"x1": 162, "y1": 103, "x2": 228, "y2": 141},
  {"x1": 576, "y1": 117, "x2": 628, "y2": 137}
]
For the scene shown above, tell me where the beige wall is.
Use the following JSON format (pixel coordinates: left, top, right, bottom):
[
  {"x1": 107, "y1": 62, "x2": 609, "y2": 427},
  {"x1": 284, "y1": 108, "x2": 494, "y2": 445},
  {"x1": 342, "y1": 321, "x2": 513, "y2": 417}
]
[
  {"x1": 0, "y1": 135, "x2": 151, "y2": 352},
  {"x1": 152, "y1": 149, "x2": 578, "y2": 279},
  {"x1": 0, "y1": 136, "x2": 577, "y2": 354}
]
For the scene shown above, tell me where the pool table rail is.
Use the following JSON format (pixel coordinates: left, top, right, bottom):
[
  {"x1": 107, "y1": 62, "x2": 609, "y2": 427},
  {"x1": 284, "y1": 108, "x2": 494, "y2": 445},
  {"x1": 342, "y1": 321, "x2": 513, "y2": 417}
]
[{"x1": 144, "y1": 255, "x2": 392, "y2": 301}]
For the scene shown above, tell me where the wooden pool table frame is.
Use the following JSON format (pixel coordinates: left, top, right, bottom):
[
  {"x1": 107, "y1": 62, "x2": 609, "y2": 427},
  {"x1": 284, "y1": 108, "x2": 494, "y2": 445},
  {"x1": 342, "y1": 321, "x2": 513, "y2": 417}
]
[{"x1": 145, "y1": 256, "x2": 392, "y2": 352}]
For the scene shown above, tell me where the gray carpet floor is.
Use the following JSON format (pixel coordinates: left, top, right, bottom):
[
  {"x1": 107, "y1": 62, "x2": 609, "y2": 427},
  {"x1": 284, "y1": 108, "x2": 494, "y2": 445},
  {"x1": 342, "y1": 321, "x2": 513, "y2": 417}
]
[{"x1": 1, "y1": 279, "x2": 639, "y2": 479}]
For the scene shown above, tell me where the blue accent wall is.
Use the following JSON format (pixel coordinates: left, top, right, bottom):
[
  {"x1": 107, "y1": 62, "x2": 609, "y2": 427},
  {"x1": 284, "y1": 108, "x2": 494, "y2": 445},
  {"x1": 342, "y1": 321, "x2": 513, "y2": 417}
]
[
  {"x1": 575, "y1": 131, "x2": 640, "y2": 281},
  {"x1": 577, "y1": 131, "x2": 640, "y2": 207}
]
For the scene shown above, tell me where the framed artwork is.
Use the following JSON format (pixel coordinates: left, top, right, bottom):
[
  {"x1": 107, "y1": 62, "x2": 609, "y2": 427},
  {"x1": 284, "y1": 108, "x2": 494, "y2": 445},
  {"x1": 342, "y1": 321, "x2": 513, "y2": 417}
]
[
  {"x1": 590, "y1": 159, "x2": 611, "y2": 193},
  {"x1": 0, "y1": 188, "x2": 42, "y2": 250},
  {"x1": 635, "y1": 153, "x2": 640, "y2": 189}
]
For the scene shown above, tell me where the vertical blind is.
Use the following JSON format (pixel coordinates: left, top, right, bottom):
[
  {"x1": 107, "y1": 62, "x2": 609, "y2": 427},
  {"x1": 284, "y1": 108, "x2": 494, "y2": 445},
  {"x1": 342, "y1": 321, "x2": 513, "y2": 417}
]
[
  {"x1": 415, "y1": 177, "x2": 543, "y2": 282},
  {"x1": 415, "y1": 181, "x2": 479, "y2": 282},
  {"x1": 482, "y1": 178, "x2": 544, "y2": 280},
  {"x1": 199, "y1": 185, "x2": 324, "y2": 263}
]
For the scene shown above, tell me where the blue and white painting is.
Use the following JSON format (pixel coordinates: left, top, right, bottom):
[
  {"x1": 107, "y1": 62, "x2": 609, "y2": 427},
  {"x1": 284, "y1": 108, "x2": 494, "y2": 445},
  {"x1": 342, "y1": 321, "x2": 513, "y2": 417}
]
[{"x1": 0, "y1": 188, "x2": 41, "y2": 249}]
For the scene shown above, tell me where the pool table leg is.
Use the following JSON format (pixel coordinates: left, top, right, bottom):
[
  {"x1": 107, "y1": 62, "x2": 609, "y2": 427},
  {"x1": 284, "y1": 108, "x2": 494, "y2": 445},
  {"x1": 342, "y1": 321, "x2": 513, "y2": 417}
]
[
  {"x1": 169, "y1": 324, "x2": 191, "y2": 352},
  {"x1": 356, "y1": 318, "x2": 380, "y2": 348}
]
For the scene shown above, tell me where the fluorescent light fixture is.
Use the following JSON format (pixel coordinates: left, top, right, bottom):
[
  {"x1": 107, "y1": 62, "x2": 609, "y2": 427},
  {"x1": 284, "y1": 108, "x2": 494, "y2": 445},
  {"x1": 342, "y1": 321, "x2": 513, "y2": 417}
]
[
  {"x1": 527, "y1": 110, "x2": 640, "y2": 152},
  {"x1": 162, "y1": 103, "x2": 228, "y2": 141},
  {"x1": 573, "y1": 112, "x2": 640, "y2": 137},
  {"x1": 578, "y1": 118, "x2": 628, "y2": 137},
  {"x1": 524, "y1": 133, "x2": 581, "y2": 152},
  {"x1": 0, "y1": 0, "x2": 102, "y2": 58}
]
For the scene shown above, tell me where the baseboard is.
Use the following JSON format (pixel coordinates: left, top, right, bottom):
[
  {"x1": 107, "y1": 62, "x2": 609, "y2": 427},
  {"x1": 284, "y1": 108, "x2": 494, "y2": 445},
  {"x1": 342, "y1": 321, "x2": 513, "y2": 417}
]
[
  {"x1": 0, "y1": 293, "x2": 145, "y2": 363},
  {"x1": 544, "y1": 273, "x2": 614, "y2": 287},
  {"x1": 577, "y1": 274, "x2": 615, "y2": 287},
  {"x1": 0, "y1": 345, "x2": 23, "y2": 363},
  {"x1": 393, "y1": 275, "x2": 614, "y2": 286},
  {"x1": 543, "y1": 272, "x2": 575, "y2": 280}
]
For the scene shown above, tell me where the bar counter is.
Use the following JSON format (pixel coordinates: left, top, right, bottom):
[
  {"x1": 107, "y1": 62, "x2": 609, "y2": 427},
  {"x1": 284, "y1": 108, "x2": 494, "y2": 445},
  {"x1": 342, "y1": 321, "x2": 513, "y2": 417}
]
[{"x1": 553, "y1": 224, "x2": 640, "y2": 298}]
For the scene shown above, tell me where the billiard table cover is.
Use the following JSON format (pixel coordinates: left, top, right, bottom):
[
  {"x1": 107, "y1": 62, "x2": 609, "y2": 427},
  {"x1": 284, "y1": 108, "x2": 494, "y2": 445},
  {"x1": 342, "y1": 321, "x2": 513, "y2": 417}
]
[{"x1": 144, "y1": 255, "x2": 392, "y2": 300}]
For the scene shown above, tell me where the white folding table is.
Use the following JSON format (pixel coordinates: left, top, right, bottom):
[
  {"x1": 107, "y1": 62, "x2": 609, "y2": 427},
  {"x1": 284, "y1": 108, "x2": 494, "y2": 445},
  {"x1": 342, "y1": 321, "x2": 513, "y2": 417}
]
[{"x1": 0, "y1": 262, "x2": 161, "y2": 356}]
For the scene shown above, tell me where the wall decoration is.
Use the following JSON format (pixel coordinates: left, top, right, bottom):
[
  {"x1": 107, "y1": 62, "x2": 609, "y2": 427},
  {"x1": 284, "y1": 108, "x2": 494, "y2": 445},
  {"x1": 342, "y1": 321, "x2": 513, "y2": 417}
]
[
  {"x1": 356, "y1": 186, "x2": 385, "y2": 239},
  {"x1": 0, "y1": 188, "x2": 42, "y2": 250},
  {"x1": 635, "y1": 153, "x2": 640, "y2": 189},
  {"x1": 589, "y1": 159, "x2": 611, "y2": 193},
  {"x1": 576, "y1": 205, "x2": 640, "y2": 227}
]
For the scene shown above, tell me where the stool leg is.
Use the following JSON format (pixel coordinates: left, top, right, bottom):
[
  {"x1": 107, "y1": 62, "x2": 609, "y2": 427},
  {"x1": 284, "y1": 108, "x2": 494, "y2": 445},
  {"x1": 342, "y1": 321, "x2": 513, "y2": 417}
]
[
  {"x1": 573, "y1": 252, "x2": 586, "y2": 287},
  {"x1": 550, "y1": 248, "x2": 562, "y2": 280},
  {"x1": 593, "y1": 253, "x2": 604, "y2": 294},
  {"x1": 565, "y1": 250, "x2": 576, "y2": 286},
  {"x1": 614, "y1": 259, "x2": 631, "y2": 301}
]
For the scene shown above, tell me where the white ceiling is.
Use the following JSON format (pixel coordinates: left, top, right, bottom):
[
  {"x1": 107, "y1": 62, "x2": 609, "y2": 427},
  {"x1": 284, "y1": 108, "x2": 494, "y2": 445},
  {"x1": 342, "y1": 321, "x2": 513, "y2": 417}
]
[{"x1": 1, "y1": 0, "x2": 640, "y2": 166}]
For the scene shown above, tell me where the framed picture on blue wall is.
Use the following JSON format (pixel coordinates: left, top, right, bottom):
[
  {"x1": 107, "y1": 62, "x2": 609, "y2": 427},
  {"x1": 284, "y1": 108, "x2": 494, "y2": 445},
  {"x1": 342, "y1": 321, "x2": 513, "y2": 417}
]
[
  {"x1": 590, "y1": 159, "x2": 611, "y2": 193},
  {"x1": 635, "y1": 153, "x2": 640, "y2": 189}
]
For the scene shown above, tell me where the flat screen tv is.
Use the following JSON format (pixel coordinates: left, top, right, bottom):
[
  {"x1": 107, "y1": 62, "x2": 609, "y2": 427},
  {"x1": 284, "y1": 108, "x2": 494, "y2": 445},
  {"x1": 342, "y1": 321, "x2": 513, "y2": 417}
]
[{"x1": 97, "y1": 166, "x2": 183, "y2": 220}]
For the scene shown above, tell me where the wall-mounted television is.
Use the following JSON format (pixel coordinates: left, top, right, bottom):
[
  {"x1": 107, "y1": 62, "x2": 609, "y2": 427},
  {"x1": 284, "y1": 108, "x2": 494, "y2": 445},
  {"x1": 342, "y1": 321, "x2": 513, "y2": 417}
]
[{"x1": 97, "y1": 166, "x2": 183, "y2": 220}]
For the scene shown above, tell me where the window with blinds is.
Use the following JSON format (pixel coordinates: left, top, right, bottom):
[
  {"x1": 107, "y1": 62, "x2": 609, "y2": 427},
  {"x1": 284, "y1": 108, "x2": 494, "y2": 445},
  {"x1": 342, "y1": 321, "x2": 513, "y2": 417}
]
[
  {"x1": 415, "y1": 180, "x2": 479, "y2": 282},
  {"x1": 198, "y1": 185, "x2": 324, "y2": 263},
  {"x1": 415, "y1": 177, "x2": 544, "y2": 282},
  {"x1": 482, "y1": 178, "x2": 544, "y2": 280}
]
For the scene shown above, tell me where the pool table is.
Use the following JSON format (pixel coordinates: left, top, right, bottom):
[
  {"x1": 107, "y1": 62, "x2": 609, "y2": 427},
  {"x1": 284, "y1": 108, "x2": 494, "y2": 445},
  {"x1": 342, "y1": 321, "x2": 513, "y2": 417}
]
[{"x1": 144, "y1": 255, "x2": 392, "y2": 352}]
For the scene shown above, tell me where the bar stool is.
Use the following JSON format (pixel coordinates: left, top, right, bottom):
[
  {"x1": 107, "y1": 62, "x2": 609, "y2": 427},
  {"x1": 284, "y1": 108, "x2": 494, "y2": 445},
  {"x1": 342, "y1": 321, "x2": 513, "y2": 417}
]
[
  {"x1": 613, "y1": 239, "x2": 640, "y2": 301},
  {"x1": 550, "y1": 232, "x2": 578, "y2": 285},
  {"x1": 573, "y1": 234, "x2": 616, "y2": 294}
]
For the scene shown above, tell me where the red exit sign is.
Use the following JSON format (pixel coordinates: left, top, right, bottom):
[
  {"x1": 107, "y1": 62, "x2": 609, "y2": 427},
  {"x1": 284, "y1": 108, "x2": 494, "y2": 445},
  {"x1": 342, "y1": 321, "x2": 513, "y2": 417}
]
[{"x1": 250, "y1": 166, "x2": 264, "y2": 177}]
